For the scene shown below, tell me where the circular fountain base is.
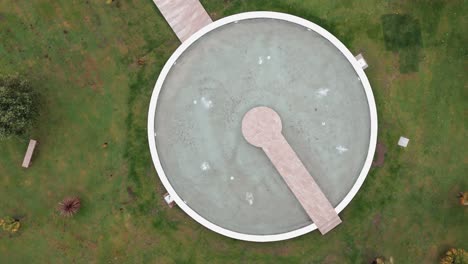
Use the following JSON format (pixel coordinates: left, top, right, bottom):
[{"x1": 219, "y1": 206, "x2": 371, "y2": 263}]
[{"x1": 148, "y1": 12, "x2": 377, "y2": 242}]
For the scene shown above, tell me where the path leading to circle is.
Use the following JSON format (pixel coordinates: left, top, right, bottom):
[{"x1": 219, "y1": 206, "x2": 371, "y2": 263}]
[
  {"x1": 152, "y1": 0, "x2": 213, "y2": 42},
  {"x1": 241, "y1": 107, "x2": 342, "y2": 235}
]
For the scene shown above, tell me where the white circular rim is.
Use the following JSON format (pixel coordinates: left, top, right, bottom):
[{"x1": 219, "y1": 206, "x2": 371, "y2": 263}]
[{"x1": 147, "y1": 11, "x2": 378, "y2": 242}]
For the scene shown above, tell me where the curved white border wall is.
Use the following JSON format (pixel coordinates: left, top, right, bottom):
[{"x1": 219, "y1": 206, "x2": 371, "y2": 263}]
[{"x1": 147, "y1": 12, "x2": 378, "y2": 242}]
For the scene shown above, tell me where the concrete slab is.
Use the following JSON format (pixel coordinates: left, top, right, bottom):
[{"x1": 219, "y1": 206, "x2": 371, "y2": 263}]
[
  {"x1": 153, "y1": 0, "x2": 212, "y2": 42},
  {"x1": 22, "y1": 139, "x2": 37, "y2": 168},
  {"x1": 164, "y1": 192, "x2": 175, "y2": 208},
  {"x1": 398, "y1": 136, "x2": 409, "y2": 147},
  {"x1": 355, "y1": 53, "x2": 368, "y2": 70}
]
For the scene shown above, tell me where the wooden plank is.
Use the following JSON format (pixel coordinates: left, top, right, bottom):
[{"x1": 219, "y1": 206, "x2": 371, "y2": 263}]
[
  {"x1": 22, "y1": 139, "x2": 37, "y2": 168},
  {"x1": 153, "y1": 0, "x2": 213, "y2": 42}
]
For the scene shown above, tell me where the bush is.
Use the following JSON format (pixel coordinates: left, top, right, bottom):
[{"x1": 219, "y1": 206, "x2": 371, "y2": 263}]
[
  {"x1": 0, "y1": 74, "x2": 39, "y2": 139},
  {"x1": 57, "y1": 197, "x2": 81, "y2": 217},
  {"x1": 0, "y1": 216, "x2": 21, "y2": 233},
  {"x1": 440, "y1": 248, "x2": 468, "y2": 264},
  {"x1": 458, "y1": 192, "x2": 468, "y2": 206}
]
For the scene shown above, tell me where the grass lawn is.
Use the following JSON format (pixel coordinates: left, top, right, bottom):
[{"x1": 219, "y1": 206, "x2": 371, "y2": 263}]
[{"x1": 0, "y1": 0, "x2": 466, "y2": 263}]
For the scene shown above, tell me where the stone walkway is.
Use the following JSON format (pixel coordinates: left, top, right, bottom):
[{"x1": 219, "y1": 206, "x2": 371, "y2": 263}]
[
  {"x1": 152, "y1": 0, "x2": 213, "y2": 42},
  {"x1": 242, "y1": 107, "x2": 341, "y2": 235}
]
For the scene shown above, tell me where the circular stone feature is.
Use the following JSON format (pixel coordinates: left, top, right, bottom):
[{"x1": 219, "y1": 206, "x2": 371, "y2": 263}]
[
  {"x1": 242, "y1": 106, "x2": 283, "y2": 148},
  {"x1": 148, "y1": 12, "x2": 377, "y2": 242}
]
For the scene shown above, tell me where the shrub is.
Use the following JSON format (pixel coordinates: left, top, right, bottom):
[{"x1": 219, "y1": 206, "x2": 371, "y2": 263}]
[
  {"x1": 458, "y1": 192, "x2": 468, "y2": 206},
  {"x1": 57, "y1": 197, "x2": 81, "y2": 217},
  {"x1": 0, "y1": 74, "x2": 39, "y2": 139},
  {"x1": 440, "y1": 248, "x2": 468, "y2": 264},
  {"x1": 0, "y1": 216, "x2": 21, "y2": 233}
]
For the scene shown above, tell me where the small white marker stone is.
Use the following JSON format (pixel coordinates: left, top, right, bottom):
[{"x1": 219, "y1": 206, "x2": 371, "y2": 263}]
[
  {"x1": 230, "y1": 176, "x2": 234, "y2": 180},
  {"x1": 193, "y1": 100, "x2": 197, "y2": 104},
  {"x1": 398, "y1": 136, "x2": 409, "y2": 147},
  {"x1": 355, "y1": 53, "x2": 368, "y2": 70},
  {"x1": 321, "y1": 122, "x2": 326, "y2": 126},
  {"x1": 267, "y1": 56, "x2": 271, "y2": 60},
  {"x1": 164, "y1": 193, "x2": 174, "y2": 207}
]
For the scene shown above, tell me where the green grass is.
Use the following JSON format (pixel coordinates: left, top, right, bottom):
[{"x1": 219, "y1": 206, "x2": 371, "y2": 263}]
[{"x1": 0, "y1": 0, "x2": 467, "y2": 263}]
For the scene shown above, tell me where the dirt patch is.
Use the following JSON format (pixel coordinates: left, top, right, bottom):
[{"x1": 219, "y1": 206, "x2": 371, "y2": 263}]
[
  {"x1": 115, "y1": 38, "x2": 128, "y2": 55},
  {"x1": 372, "y1": 142, "x2": 387, "y2": 167},
  {"x1": 323, "y1": 255, "x2": 340, "y2": 264},
  {"x1": 126, "y1": 186, "x2": 136, "y2": 199},
  {"x1": 275, "y1": 244, "x2": 294, "y2": 257},
  {"x1": 372, "y1": 213, "x2": 382, "y2": 228},
  {"x1": 62, "y1": 21, "x2": 72, "y2": 29},
  {"x1": 83, "y1": 56, "x2": 103, "y2": 91},
  {"x1": 70, "y1": 55, "x2": 104, "y2": 91}
]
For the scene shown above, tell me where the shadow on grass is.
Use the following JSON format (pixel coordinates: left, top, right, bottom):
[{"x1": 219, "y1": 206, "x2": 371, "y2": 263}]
[{"x1": 381, "y1": 14, "x2": 422, "y2": 73}]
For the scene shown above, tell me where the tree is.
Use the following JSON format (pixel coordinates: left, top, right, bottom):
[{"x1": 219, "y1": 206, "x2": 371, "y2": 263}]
[{"x1": 0, "y1": 74, "x2": 39, "y2": 139}]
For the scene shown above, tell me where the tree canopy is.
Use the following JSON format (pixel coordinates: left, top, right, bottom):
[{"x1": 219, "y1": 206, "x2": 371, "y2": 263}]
[{"x1": 0, "y1": 75, "x2": 39, "y2": 139}]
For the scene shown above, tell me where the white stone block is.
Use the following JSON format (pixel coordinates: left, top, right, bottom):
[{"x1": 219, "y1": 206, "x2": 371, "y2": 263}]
[
  {"x1": 398, "y1": 136, "x2": 409, "y2": 147},
  {"x1": 355, "y1": 53, "x2": 368, "y2": 70},
  {"x1": 164, "y1": 193, "x2": 175, "y2": 207}
]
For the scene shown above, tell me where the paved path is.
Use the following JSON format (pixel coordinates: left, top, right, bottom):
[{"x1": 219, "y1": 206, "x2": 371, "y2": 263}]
[
  {"x1": 153, "y1": 0, "x2": 213, "y2": 42},
  {"x1": 242, "y1": 107, "x2": 342, "y2": 235}
]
